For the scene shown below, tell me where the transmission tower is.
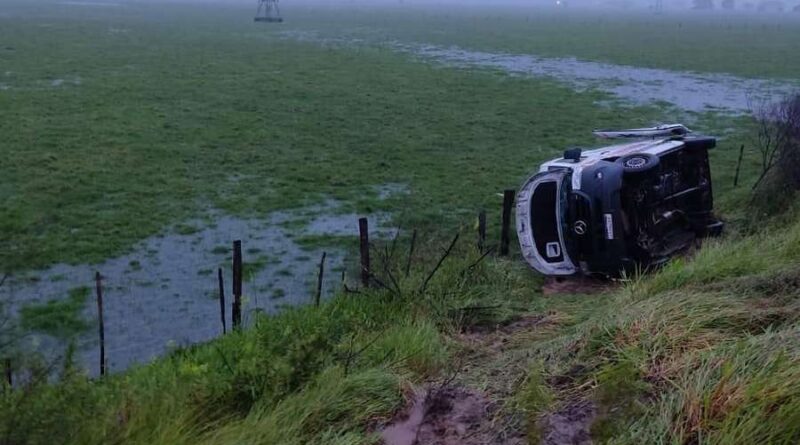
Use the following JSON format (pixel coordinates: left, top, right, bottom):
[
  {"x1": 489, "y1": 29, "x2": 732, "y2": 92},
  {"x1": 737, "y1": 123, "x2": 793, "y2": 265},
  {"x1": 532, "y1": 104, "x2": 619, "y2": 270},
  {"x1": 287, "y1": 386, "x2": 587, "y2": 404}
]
[
  {"x1": 653, "y1": 0, "x2": 664, "y2": 12},
  {"x1": 254, "y1": 0, "x2": 283, "y2": 23}
]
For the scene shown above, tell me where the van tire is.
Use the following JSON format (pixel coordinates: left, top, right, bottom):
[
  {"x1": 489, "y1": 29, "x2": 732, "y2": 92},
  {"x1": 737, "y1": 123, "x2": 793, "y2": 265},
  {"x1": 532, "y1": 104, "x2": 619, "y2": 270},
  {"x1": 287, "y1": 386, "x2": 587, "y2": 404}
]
[{"x1": 617, "y1": 153, "x2": 660, "y2": 175}]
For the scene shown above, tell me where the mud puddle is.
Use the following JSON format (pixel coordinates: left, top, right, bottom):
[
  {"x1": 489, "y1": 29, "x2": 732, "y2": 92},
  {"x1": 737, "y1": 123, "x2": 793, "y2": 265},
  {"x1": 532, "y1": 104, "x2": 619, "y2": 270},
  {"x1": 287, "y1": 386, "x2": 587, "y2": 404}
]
[
  {"x1": 381, "y1": 385, "x2": 523, "y2": 445},
  {"x1": 1, "y1": 199, "x2": 396, "y2": 375},
  {"x1": 540, "y1": 400, "x2": 596, "y2": 445},
  {"x1": 281, "y1": 30, "x2": 797, "y2": 114}
]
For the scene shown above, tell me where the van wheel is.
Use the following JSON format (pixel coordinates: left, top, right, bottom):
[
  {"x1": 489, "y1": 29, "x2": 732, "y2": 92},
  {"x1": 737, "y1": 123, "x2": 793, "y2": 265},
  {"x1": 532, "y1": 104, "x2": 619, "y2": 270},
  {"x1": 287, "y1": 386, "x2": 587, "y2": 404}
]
[{"x1": 617, "y1": 153, "x2": 659, "y2": 175}]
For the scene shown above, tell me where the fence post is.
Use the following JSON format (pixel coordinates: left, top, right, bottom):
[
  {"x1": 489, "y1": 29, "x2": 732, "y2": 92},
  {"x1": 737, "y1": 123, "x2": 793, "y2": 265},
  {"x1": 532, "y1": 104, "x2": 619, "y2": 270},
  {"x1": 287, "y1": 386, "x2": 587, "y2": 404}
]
[
  {"x1": 733, "y1": 144, "x2": 745, "y2": 187},
  {"x1": 316, "y1": 251, "x2": 327, "y2": 307},
  {"x1": 3, "y1": 358, "x2": 10, "y2": 389},
  {"x1": 500, "y1": 189, "x2": 515, "y2": 256},
  {"x1": 478, "y1": 210, "x2": 487, "y2": 252},
  {"x1": 405, "y1": 229, "x2": 417, "y2": 277},
  {"x1": 359, "y1": 218, "x2": 370, "y2": 287},
  {"x1": 218, "y1": 268, "x2": 226, "y2": 334},
  {"x1": 95, "y1": 271, "x2": 105, "y2": 376},
  {"x1": 232, "y1": 240, "x2": 242, "y2": 330}
]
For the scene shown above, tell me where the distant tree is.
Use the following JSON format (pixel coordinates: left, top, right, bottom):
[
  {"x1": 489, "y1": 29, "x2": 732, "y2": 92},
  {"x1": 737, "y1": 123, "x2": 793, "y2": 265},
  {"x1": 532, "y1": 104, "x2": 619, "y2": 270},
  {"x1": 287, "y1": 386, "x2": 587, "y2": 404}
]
[
  {"x1": 693, "y1": 0, "x2": 715, "y2": 9},
  {"x1": 793, "y1": 3, "x2": 800, "y2": 11},
  {"x1": 722, "y1": 0, "x2": 735, "y2": 8}
]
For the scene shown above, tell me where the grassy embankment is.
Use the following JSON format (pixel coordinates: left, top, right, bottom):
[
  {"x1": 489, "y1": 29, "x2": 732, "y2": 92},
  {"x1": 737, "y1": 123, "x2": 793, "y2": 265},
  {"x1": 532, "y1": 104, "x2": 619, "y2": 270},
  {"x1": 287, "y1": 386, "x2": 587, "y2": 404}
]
[{"x1": 4, "y1": 201, "x2": 800, "y2": 444}]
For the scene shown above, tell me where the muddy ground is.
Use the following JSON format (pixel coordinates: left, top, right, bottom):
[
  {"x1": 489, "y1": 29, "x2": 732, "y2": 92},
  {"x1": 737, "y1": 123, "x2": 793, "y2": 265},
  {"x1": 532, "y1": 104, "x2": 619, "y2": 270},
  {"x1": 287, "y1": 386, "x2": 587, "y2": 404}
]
[{"x1": 381, "y1": 314, "x2": 597, "y2": 445}]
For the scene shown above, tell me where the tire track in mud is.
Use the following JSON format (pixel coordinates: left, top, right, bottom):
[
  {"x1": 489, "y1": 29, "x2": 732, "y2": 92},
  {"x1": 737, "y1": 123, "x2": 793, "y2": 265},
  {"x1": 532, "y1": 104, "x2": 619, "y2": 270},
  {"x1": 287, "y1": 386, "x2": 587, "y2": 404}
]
[{"x1": 380, "y1": 314, "x2": 594, "y2": 445}]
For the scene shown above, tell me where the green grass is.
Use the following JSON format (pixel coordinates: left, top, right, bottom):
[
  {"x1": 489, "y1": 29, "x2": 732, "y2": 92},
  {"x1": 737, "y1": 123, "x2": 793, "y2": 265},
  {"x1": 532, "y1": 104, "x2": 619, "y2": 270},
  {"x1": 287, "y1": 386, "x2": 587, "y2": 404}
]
[
  {"x1": 284, "y1": 5, "x2": 800, "y2": 79},
  {"x1": 2, "y1": 1, "x2": 799, "y2": 444},
  {"x1": 0, "y1": 0, "x2": 763, "y2": 273},
  {"x1": 0, "y1": 239, "x2": 513, "y2": 445},
  {"x1": 19, "y1": 286, "x2": 91, "y2": 337},
  {"x1": 505, "y1": 209, "x2": 800, "y2": 443}
]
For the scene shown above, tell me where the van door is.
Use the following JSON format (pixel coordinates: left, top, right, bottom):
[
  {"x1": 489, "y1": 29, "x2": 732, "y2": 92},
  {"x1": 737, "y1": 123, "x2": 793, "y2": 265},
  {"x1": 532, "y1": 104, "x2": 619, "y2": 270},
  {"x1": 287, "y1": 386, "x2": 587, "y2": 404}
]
[{"x1": 516, "y1": 170, "x2": 577, "y2": 275}]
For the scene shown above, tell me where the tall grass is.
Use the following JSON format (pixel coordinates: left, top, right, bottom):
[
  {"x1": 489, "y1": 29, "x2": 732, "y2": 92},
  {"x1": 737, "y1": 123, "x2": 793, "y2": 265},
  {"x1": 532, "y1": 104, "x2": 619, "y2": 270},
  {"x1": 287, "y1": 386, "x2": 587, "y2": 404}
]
[
  {"x1": 512, "y1": 215, "x2": 800, "y2": 444},
  {"x1": 0, "y1": 236, "x2": 530, "y2": 445}
]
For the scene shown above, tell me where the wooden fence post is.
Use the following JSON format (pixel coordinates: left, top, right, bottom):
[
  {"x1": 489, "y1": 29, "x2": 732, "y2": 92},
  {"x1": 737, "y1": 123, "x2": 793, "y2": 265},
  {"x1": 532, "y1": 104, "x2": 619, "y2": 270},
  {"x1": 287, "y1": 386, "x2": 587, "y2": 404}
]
[
  {"x1": 316, "y1": 251, "x2": 327, "y2": 307},
  {"x1": 405, "y1": 229, "x2": 417, "y2": 277},
  {"x1": 734, "y1": 144, "x2": 745, "y2": 187},
  {"x1": 217, "y1": 268, "x2": 226, "y2": 334},
  {"x1": 500, "y1": 189, "x2": 515, "y2": 256},
  {"x1": 359, "y1": 218, "x2": 370, "y2": 287},
  {"x1": 3, "y1": 358, "x2": 11, "y2": 388},
  {"x1": 232, "y1": 240, "x2": 242, "y2": 330},
  {"x1": 478, "y1": 210, "x2": 486, "y2": 252},
  {"x1": 95, "y1": 271, "x2": 105, "y2": 376}
]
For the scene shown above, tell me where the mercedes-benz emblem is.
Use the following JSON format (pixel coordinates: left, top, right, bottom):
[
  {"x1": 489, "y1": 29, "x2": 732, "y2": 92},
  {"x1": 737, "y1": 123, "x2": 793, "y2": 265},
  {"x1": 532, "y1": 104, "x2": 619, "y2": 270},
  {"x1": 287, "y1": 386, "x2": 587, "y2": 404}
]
[{"x1": 574, "y1": 220, "x2": 587, "y2": 235}]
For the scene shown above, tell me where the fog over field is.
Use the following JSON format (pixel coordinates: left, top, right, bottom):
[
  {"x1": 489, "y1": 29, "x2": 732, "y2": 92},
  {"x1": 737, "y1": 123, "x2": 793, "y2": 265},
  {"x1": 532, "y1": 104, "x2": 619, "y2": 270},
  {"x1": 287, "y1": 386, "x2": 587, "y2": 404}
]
[{"x1": 64, "y1": 0, "x2": 800, "y2": 12}]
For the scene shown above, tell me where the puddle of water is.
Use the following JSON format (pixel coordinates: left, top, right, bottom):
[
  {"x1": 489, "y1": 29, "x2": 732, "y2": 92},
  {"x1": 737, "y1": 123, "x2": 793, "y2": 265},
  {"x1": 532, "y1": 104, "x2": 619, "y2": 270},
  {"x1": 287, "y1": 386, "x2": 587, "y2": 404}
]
[
  {"x1": 374, "y1": 182, "x2": 410, "y2": 200},
  {"x1": 2, "y1": 201, "x2": 394, "y2": 375},
  {"x1": 281, "y1": 30, "x2": 797, "y2": 114},
  {"x1": 381, "y1": 389, "x2": 428, "y2": 445},
  {"x1": 398, "y1": 43, "x2": 797, "y2": 114},
  {"x1": 49, "y1": 77, "x2": 80, "y2": 88}
]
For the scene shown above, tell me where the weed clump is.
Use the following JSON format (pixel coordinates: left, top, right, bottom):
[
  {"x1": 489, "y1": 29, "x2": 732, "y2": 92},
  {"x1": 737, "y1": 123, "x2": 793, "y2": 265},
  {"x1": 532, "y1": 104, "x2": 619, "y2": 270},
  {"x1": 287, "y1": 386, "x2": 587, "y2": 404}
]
[{"x1": 751, "y1": 93, "x2": 800, "y2": 215}]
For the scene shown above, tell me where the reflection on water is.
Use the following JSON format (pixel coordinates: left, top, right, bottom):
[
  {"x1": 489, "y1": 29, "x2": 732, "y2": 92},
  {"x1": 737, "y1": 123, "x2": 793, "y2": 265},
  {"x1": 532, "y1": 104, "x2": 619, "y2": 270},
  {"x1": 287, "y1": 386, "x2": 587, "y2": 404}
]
[{"x1": 2, "y1": 200, "x2": 396, "y2": 375}]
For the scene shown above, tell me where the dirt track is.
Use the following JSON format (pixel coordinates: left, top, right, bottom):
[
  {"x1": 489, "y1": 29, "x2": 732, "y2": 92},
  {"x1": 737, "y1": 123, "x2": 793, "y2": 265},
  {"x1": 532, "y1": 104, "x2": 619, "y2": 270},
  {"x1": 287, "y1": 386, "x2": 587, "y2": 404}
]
[{"x1": 381, "y1": 314, "x2": 596, "y2": 445}]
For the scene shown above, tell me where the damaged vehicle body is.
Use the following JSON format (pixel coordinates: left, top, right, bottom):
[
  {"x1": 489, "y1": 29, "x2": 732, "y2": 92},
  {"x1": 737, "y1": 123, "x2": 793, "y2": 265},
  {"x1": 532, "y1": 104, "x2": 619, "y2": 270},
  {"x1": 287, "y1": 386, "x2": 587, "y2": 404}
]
[{"x1": 517, "y1": 124, "x2": 724, "y2": 277}]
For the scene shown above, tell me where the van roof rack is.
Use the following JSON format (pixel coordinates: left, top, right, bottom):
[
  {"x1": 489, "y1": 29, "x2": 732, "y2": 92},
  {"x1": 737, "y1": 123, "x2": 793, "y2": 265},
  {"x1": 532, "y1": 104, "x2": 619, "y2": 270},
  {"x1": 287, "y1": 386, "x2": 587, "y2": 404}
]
[{"x1": 592, "y1": 124, "x2": 691, "y2": 139}]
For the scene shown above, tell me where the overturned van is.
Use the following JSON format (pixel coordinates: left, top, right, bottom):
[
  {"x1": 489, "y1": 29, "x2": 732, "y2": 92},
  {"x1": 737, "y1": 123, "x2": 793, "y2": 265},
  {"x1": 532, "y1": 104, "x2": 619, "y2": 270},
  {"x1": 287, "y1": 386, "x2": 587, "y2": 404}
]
[{"x1": 516, "y1": 124, "x2": 724, "y2": 277}]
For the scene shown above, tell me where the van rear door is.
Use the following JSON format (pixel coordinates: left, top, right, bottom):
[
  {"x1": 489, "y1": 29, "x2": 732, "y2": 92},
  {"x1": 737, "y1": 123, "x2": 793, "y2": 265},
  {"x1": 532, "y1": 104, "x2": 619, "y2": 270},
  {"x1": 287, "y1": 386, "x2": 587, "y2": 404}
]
[{"x1": 516, "y1": 170, "x2": 577, "y2": 275}]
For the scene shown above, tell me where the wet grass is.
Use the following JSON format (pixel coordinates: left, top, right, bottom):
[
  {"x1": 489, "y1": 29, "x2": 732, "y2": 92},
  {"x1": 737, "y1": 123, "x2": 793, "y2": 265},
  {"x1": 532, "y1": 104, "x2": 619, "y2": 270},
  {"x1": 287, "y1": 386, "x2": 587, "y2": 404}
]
[
  {"x1": 19, "y1": 286, "x2": 90, "y2": 337},
  {"x1": 2, "y1": 1, "x2": 798, "y2": 444},
  {"x1": 0, "y1": 0, "x2": 759, "y2": 274},
  {"x1": 0, "y1": 238, "x2": 509, "y2": 445},
  {"x1": 285, "y1": 5, "x2": 800, "y2": 79}
]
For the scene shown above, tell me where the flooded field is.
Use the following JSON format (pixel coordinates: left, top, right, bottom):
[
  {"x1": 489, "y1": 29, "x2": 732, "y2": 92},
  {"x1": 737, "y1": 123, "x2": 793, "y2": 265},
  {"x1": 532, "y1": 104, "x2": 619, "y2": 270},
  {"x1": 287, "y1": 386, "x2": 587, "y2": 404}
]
[
  {"x1": 403, "y1": 44, "x2": 797, "y2": 113},
  {"x1": 2, "y1": 199, "x2": 396, "y2": 375},
  {"x1": 282, "y1": 30, "x2": 798, "y2": 114}
]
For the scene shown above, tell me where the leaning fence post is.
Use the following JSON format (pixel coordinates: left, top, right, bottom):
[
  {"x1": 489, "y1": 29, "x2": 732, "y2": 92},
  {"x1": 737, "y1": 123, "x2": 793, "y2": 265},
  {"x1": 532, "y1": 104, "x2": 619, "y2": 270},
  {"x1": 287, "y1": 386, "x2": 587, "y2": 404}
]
[
  {"x1": 405, "y1": 229, "x2": 417, "y2": 278},
  {"x1": 315, "y1": 251, "x2": 327, "y2": 307},
  {"x1": 733, "y1": 144, "x2": 745, "y2": 187},
  {"x1": 3, "y1": 358, "x2": 11, "y2": 389},
  {"x1": 500, "y1": 189, "x2": 515, "y2": 256},
  {"x1": 478, "y1": 210, "x2": 487, "y2": 252},
  {"x1": 359, "y1": 218, "x2": 370, "y2": 287},
  {"x1": 95, "y1": 271, "x2": 105, "y2": 376},
  {"x1": 218, "y1": 268, "x2": 226, "y2": 334},
  {"x1": 232, "y1": 240, "x2": 242, "y2": 330}
]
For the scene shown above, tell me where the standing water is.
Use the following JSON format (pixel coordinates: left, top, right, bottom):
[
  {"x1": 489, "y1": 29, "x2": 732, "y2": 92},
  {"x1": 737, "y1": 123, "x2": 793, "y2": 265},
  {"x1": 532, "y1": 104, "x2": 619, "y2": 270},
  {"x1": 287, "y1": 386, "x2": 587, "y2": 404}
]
[{"x1": 2, "y1": 200, "x2": 397, "y2": 375}]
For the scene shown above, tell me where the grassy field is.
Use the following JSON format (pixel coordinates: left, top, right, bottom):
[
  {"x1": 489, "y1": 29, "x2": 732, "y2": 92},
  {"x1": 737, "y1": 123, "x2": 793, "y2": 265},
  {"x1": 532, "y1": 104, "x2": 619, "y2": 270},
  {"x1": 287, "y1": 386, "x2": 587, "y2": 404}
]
[
  {"x1": 2, "y1": 1, "x2": 800, "y2": 444},
  {"x1": 285, "y1": 4, "x2": 800, "y2": 79},
  {"x1": 0, "y1": 0, "x2": 768, "y2": 273}
]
